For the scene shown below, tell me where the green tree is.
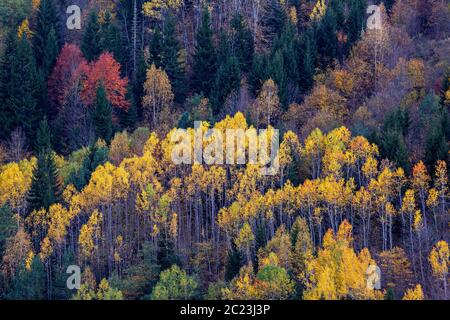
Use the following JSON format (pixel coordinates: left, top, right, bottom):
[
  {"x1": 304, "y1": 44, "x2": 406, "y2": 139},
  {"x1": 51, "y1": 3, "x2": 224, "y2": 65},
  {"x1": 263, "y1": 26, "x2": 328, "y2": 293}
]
[
  {"x1": 28, "y1": 118, "x2": 62, "y2": 214},
  {"x1": 81, "y1": 11, "x2": 101, "y2": 61},
  {"x1": 5, "y1": 35, "x2": 40, "y2": 142},
  {"x1": 230, "y1": 13, "x2": 254, "y2": 72},
  {"x1": 191, "y1": 9, "x2": 217, "y2": 96},
  {"x1": 151, "y1": 265, "x2": 198, "y2": 300},
  {"x1": 92, "y1": 84, "x2": 113, "y2": 143},
  {"x1": 161, "y1": 13, "x2": 187, "y2": 102},
  {"x1": 33, "y1": 0, "x2": 60, "y2": 77},
  {"x1": 6, "y1": 256, "x2": 46, "y2": 300},
  {"x1": 99, "y1": 11, "x2": 124, "y2": 64}
]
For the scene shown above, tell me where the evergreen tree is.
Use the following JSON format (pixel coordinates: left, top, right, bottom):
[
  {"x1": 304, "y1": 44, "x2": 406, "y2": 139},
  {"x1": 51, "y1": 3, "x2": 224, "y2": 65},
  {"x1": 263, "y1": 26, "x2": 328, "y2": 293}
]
[
  {"x1": 82, "y1": 11, "x2": 101, "y2": 61},
  {"x1": 33, "y1": 0, "x2": 60, "y2": 76},
  {"x1": 99, "y1": 11, "x2": 124, "y2": 65},
  {"x1": 161, "y1": 13, "x2": 187, "y2": 102},
  {"x1": 261, "y1": 0, "x2": 287, "y2": 46},
  {"x1": 28, "y1": 118, "x2": 62, "y2": 214},
  {"x1": 6, "y1": 257, "x2": 46, "y2": 300},
  {"x1": 249, "y1": 54, "x2": 270, "y2": 95},
  {"x1": 315, "y1": 6, "x2": 339, "y2": 69},
  {"x1": 211, "y1": 56, "x2": 241, "y2": 115},
  {"x1": 6, "y1": 35, "x2": 40, "y2": 142},
  {"x1": 269, "y1": 51, "x2": 288, "y2": 108},
  {"x1": 299, "y1": 29, "x2": 316, "y2": 93},
  {"x1": 133, "y1": 50, "x2": 148, "y2": 120},
  {"x1": 0, "y1": 30, "x2": 17, "y2": 140},
  {"x1": 230, "y1": 13, "x2": 255, "y2": 72},
  {"x1": 225, "y1": 243, "x2": 244, "y2": 282},
  {"x1": 92, "y1": 84, "x2": 113, "y2": 143},
  {"x1": 0, "y1": 205, "x2": 16, "y2": 257},
  {"x1": 191, "y1": 9, "x2": 217, "y2": 96},
  {"x1": 149, "y1": 26, "x2": 163, "y2": 67}
]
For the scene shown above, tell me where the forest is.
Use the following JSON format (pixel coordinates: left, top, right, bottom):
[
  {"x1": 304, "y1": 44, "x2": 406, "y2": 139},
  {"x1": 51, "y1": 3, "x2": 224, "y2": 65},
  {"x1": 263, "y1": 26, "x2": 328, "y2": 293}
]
[{"x1": 0, "y1": 0, "x2": 449, "y2": 300}]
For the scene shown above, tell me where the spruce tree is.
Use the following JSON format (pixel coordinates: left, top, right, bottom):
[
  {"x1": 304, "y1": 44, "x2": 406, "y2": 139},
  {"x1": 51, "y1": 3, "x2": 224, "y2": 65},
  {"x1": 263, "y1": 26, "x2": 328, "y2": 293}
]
[
  {"x1": 299, "y1": 28, "x2": 316, "y2": 93},
  {"x1": 99, "y1": 11, "x2": 124, "y2": 65},
  {"x1": 211, "y1": 56, "x2": 241, "y2": 115},
  {"x1": 191, "y1": 9, "x2": 217, "y2": 96},
  {"x1": 161, "y1": 13, "x2": 186, "y2": 102},
  {"x1": 92, "y1": 84, "x2": 113, "y2": 143},
  {"x1": 149, "y1": 26, "x2": 163, "y2": 67},
  {"x1": 0, "y1": 30, "x2": 17, "y2": 140},
  {"x1": 6, "y1": 35, "x2": 40, "y2": 142},
  {"x1": 82, "y1": 11, "x2": 101, "y2": 61},
  {"x1": 230, "y1": 13, "x2": 255, "y2": 72},
  {"x1": 28, "y1": 118, "x2": 62, "y2": 214},
  {"x1": 261, "y1": 0, "x2": 287, "y2": 46},
  {"x1": 33, "y1": 0, "x2": 60, "y2": 76},
  {"x1": 315, "y1": 7, "x2": 339, "y2": 69}
]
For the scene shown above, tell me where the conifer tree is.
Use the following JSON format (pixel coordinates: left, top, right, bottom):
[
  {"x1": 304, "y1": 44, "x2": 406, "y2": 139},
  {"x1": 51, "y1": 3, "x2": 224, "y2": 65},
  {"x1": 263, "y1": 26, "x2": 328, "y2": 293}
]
[
  {"x1": 33, "y1": 0, "x2": 60, "y2": 77},
  {"x1": 6, "y1": 35, "x2": 40, "y2": 142},
  {"x1": 82, "y1": 11, "x2": 101, "y2": 62},
  {"x1": 161, "y1": 13, "x2": 186, "y2": 102},
  {"x1": 99, "y1": 11, "x2": 124, "y2": 64},
  {"x1": 230, "y1": 13, "x2": 255, "y2": 72},
  {"x1": 191, "y1": 9, "x2": 217, "y2": 96},
  {"x1": 28, "y1": 118, "x2": 62, "y2": 214},
  {"x1": 92, "y1": 84, "x2": 113, "y2": 143}
]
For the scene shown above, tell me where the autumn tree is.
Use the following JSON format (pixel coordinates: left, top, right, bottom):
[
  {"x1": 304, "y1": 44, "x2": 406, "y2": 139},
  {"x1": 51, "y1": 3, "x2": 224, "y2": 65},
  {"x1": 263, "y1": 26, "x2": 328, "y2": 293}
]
[
  {"x1": 151, "y1": 265, "x2": 198, "y2": 300},
  {"x1": 429, "y1": 241, "x2": 449, "y2": 299},
  {"x1": 142, "y1": 64, "x2": 174, "y2": 129}
]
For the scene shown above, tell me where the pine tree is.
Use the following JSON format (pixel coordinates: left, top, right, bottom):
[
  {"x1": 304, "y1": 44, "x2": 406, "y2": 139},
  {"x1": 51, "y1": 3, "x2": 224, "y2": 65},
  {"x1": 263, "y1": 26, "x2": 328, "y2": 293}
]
[
  {"x1": 149, "y1": 26, "x2": 163, "y2": 67},
  {"x1": 315, "y1": 6, "x2": 339, "y2": 69},
  {"x1": 191, "y1": 9, "x2": 217, "y2": 96},
  {"x1": 82, "y1": 11, "x2": 101, "y2": 62},
  {"x1": 0, "y1": 30, "x2": 17, "y2": 140},
  {"x1": 99, "y1": 11, "x2": 124, "y2": 65},
  {"x1": 33, "y1": 0, "x2": 60, "y2": 76},
  {"x1": 211, "y1": 56, "x2": 241, "y2": 115},
  {"x1": 28, "y1": 118, "x2": 62, "y2": 213},
  {"x1": 230, "y1": 13, "x2": 255, "y2": 72},
  {"x1": 261, "y1": 0, "x2": 287, "y2": 46},
  {"x1": 6, "y1": 35, "x2": 40, "y2": 142},
  {"x1": 161, "y1": 13, "x2": 186, "y2": 103},
  {"x1": 92, "y1": 84, "x2": 113, "y2": 143},
  {"x1": 299, "y1": 29, "x2": 316, "y2": 93}
]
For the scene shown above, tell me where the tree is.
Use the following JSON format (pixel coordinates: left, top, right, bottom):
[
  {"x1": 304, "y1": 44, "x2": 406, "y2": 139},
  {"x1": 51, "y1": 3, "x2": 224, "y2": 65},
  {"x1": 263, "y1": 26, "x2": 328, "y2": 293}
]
[
  {"x1": 47, "y1": 44, "x2": 88, "y2": 110},
  {"x1": 230, "y1": 13, "x2": 254, "y2": 72},
  {"x1": 28, "y1": 118, "x2": 62, "y2": 213},
  {"x1": 261, "y1": 0, "x2": 287, "y2": 46},
  {"x1": 191, "y1": 9, "x2": 217, "y2": 96},
  {"x1": 142, "y1": 64, "x2": 174, "y2": 129},
  {"x1": 81, "y1": 11, "x2": 101, "y2": 61},
  {"x1": 250, "y1": 79, "x2": 281, "y2": 128},
  {"x1": 210, "y1": 56, "x2": 241, "y2": 115},
  {"x1": 99, "y1": 11, "x2": 124, "y2": 64},
  {"x1": 92, "y1": 84, "x2": 113, "y2": 143},
  {"x1": 429, "y1": 241, "x2": 449, "y2": 300},
  {"x1": 402, "y1": 284, "x2": 424, "y2": 300},
  {"x1": 33, "y1": 0, "x2": 60, "y2": 77},
  {"x1": 151, "y1": 265, "x2": 198, "y2": 300},
  {"x1": 160, "y1": 13, "x2": 186, "y2": 102},
  {"x1": 81, "y1": 52, "x2": 129, "y2": 110},
  {"x1": 5, "y1": 35, "x2": 40, "y2": 142}
]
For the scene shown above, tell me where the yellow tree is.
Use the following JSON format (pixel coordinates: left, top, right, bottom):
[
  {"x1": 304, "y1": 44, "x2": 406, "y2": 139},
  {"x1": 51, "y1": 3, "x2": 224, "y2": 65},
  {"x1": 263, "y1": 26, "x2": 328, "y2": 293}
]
[
  {"x1": 304, "y1": 220, "x2": 381, "y2": 300},
  {"x1": 402, "y1": 284, "x2": 424, "y2": 300},
  {"x1": 142, "y1": 64, "x2": 174, "y2": 129},
  {"x1": 412, "y1": 161, "x2": 430, "y2": 232},
  {"x1": 250, "y1": 79, "x2": 281, "y2": 128},
  {"x1": 429, "y1": 241, "x2": 449, "y2": 299}
]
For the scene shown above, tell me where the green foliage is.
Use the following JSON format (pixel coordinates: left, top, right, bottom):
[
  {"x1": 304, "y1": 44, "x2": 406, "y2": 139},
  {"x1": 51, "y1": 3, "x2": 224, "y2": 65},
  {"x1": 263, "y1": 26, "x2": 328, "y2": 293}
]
[
  {"x1": 92, "y1": 84, "x2": 113, "y2": 143},
  {"x1": 81, "y1": 11, "x2": 101, "y2": 61},
  {"x1": 28, "y1": 119, "x2": 62, "y2": 213},
  {"x1": 225, "y1": 243, "x2": 244, "y2": 282},
  {"x1": 99, "y1": 11, "x2": 124, "y2": 65},
  {"x1": 151, "y1": 265, "x2": 198, "y2": 300},
  {"x1": 0, "y1": 0, "x2": 32, "y2": 28},
  {"x1": 230, "y1": 13, "x2": 254, "y2": 72},
  {"x1": 33, "y1": 0, "x2": 60, "y2": 77},
  {"x1": 0, "y1": 205, "x2": 16, "y2": 257},
  {"x1": 256, "y1": 264, "x2": 295, "y2": 300},
  {"x1": 191, "y1": 9, "x2": 217, "y2": 96},
  {"x1": 6, "y1": 256, "x2": 46, "y2": 300}
]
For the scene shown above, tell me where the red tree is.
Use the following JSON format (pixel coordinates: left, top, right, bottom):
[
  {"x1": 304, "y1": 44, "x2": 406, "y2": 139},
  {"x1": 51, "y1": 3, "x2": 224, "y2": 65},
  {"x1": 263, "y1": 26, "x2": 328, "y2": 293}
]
[
  {"x1": 48, "y1": 44, "x2": 88, "y2": 110},
  {"x1": 81, "y1": 52, "x2": 130, "y2": 110}
]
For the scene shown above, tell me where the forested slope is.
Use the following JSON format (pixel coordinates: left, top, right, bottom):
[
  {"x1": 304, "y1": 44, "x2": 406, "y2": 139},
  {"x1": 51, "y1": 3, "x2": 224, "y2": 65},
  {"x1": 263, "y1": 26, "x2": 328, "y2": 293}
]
[{"x1": 0, "y1": 0, "x2": 449, "y2": 300}]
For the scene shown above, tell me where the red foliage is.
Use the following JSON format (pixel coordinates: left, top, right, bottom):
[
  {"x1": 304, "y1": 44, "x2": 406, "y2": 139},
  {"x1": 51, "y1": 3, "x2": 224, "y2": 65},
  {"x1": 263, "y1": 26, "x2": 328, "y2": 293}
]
[
  {"x1": 48, "y1": 44, "x2": 88, "y2": 110},
  {"x1": 81, "y1": 52, "x2": 130, "y2": 110}
]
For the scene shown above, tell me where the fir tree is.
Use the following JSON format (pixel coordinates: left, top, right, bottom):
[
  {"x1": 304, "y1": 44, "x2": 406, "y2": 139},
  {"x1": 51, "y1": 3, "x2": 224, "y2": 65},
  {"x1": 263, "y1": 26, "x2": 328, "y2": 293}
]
[
  {"x1": 191, "y1": 9, "x2": 217, "y2": 96},
  {"x1": 299, "y1": 29, "x2": 316, "y2": 93},
  {"x1": 6, "y1": 35, "x2": 40, "y2": 142},
  {"x1": 92, "y1": 84, "x2": 113, "y2": 143},
  {"x1": 261, "y1": 0, "x2": 287, "y2": 46},
  {"x1": 33, "y1": 0, "x2": 60, "y2": 76},
  {"x1": 161, "y1": 13, "x2": 186, "y2": 102},
  {"x1": 99, "y1": 11, "x2": 124, "y2": 65},
  {"x1": 82, "y1": 11, "x2": 101, "y2": 62},
  {"x1": 28, "y1": 118, "x2": 62, "y2": 213},
  {"x1": 230, "y1": 13, "x2": 255, "y2": 72},
  {"x1": 211, "y1": 56, "x2": 241, "y2": 115}
]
